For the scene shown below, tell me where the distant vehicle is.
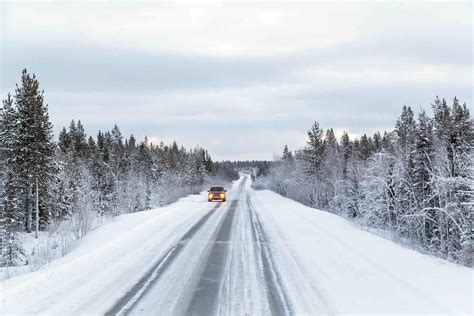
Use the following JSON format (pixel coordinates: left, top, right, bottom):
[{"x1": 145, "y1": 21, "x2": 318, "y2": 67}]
[{"x1": 208, "y1": 186, "x2": 227, "y2": 202}]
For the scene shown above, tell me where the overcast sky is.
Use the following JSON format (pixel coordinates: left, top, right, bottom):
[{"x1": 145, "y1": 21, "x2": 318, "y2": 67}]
[{"x1": 1, "y1": 1, "x2": 472, "y2": 160}]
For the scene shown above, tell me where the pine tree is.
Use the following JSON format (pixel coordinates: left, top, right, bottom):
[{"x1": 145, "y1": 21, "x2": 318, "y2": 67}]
[
  {"x1": 0, "y1": 171, "x2": 25, "y2": 266},
  {"x1": 67, "y1": 119, "x2": 87, "y2": 158},
  {"x1": 0, "y1": 94, "x2": 25, "y2": 265},
  {"x1": 432, "y1": 97, "x2": 451, "y2": 144},
  {"x1": 373, "y1": 132, "x2": 382, "y2": 153},
  {"x1": 203, "y1": 150, "x2": 214, "y2": 173},
  {"x1": 394, "y1": 105, "x2": 417, "y2": 235},
  {"x1": 450, "y1": 97, "x2": 473, "y2": 175},
  {"x1": 322, "y1": 129, "x2": 342, "y2": 210},
  {"x1": 110, "y1": 124, "x2": 125, "y2": 176},
  {"x1": 413, "y1": 110, "x2": 437, "y2": 246},
  {"x1": 414, "y1": 111, "x2": 434, "y2": 205},
  {"x1": 303, "y1": 121, "x2": 325, "y2": 175},
  {"x1": 14, "y1": 69, "x2": 56, "y2": 230},
  {"x1": 126, "y1": 134, "x2": 137, "y2": 156},
  {"x1": 282, "y1": 145, "x2": 294, "y2": 162},
  {"x1": 445, "y1": 98, "x2": 472, "y2": 264},
  {"x1": 345, "y1": 140, "x2": 362, "y2": 218},
  {"x1": 90, "y1": 150, "x2": 115, "y2": 215},
  {"x1": 395, "y1": 105, "x2": 417, "y2": 163},
  {"x1": 359, "y1": 134, "x2": 372, "y2": 161},
  {"x1": 340, "y1": 131, "x2": 351, "y2": 179},
  {"x1": 87, "y1": 136, "x2": 97, "y2": 158},
  {"x1": 58, "y1": 127, "x2": 70, "y2": 154},
  {"x1": 134, "y1": 140, "x2": 153, "y2": 209},
  {"x1": 0, "y1": 94, "x2": 17, "y2": 176},
  {"x1": 381, "y1": 131, "x2": 394, "y2": 153}
]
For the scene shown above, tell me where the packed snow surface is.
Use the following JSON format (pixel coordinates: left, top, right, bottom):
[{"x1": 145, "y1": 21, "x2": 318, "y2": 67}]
[{"x1": 1, "y1": 175, "x2": 471, "y2": 315}]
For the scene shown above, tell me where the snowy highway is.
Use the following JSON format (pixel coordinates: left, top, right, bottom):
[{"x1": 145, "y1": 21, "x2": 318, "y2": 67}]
[
  {"x1": 107, "y1": 177, "x2": 295, "y2": 315},
  {"x1": 1, "y1": 175, "x2": 471, "y2": 315}
]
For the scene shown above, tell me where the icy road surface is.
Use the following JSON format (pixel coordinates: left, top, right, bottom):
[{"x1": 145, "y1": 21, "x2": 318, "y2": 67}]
[{"x1": 1, "y1": 175, "x2": 472, "y2": 315}]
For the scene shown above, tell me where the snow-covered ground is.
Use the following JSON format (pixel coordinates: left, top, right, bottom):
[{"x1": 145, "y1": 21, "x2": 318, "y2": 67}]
[
  {"x1": 0, "y1": 218, "x2": 105, "y2": 282},
  {"x1": 0, "y1": 188, "x2": 227, "y2": 314},
  {"x1": 1, "y1": 175, "x2": 472, "y2": 315},
  {"x1": 251, "y1": 187, "x2": 472, "y2": 314}
]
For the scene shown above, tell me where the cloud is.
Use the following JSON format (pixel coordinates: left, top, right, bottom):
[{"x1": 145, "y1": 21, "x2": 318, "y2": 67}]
[
  {"x1": 1, "y1": 1, "x2": 471, "y2": 160},
  {"x1": 2, "y1": 42, "x2": 293, "y2": 93}
]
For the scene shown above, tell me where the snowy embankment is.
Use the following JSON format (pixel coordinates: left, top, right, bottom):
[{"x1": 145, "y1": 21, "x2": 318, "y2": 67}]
[
  {"x1": 251, "y1": 188, "x2": 473, "y2": 314},
  {"x1": 0, "y1": 182, "x2": 238, "y2": 315}
]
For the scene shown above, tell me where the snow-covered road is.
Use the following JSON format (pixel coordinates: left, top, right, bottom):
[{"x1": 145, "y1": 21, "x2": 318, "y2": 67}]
[{"x1": 1, "y1": 175, "x2": 472, "y2": 315}]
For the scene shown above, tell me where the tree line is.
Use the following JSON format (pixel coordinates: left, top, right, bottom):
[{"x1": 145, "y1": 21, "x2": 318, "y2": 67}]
[
  {"x1": 0, "y1": 70, "x2": 235, "y2": 266},
  {"x1": 256, "y1": 98, "x2": 473, "y2": 266}
]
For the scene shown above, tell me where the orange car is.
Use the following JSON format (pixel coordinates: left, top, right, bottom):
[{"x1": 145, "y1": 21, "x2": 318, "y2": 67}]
[{"x1": 208, "y1": 186, "x2": 227, "y2": 202}]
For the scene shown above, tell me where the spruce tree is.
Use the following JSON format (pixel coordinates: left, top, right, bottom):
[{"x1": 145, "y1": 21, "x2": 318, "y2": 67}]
[
  {"x1": 0, "y1": 171, "x2": 25, "y2": 266},
  {"x1": 359, "y1": 134, "x2": 372, "y2": 161},
  {"x1": 135, "y1": 140, "x2": 153, "y2": 209},
  {"x1": 322, "y1": 129, "x2": 342, "y2": 209},
  {"x1": 14, "y1": 69, "x2": 56, "y2": 230},
  {"x1": 414, "y1": 110, "x2": 434, "y2": 204},
  {"x1": 395, "y1": 105, "x2": 417, "y2": 163},
  {"x1": 0, "y1": 94, "x2": 25, "y2": 265},
  {"x1": 110, "y1": 124, "x2": 125, "y2": 179},
  {"x1": 203, "y1": 150, "x2": 214, "y2": 173},
  {"x1": 394, "y1": 106, "x2": 417, "y2": 233},
  {"x1": 74, "y1": 120, "x2": 88, "y2": 156},
  {"x1": 413, "y1": 110, "x2": 436, "y2": 246},
  {"x1": 0, "y1": 94, "x2": 17, "y2": 177},
  {"x1": 304, "y1": 121, "x2": 325, "y2": 175},
  {"x1": 450, "y1": 98, "x2": 473, "y2": 175},
  {"x1": 381, "y1": 131, "x2": 394, "y2": 153},
  {"x1": 58, "y1": 127, "x2": 70, "y2": 154},
  {"x1": 432, "y1": 97, "x2": 451, "y2": 144},
  {"x1": 340, "y1": 131, "x2": 351, "y2": 179},
  {"x1": 282, "y1": 145, "x2": 294, "y2": 162},
  {"x1": 373, "y1": 132, "x2": 382, "y2": 153}
]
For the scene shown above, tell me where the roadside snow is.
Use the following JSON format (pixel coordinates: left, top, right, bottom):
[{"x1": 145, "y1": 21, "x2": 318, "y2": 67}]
[
  {"x1": 251, "y1": 187, "x2": 473, "y2": 314},
  {"x1": 0, "y1": 185, "x2": 236, "y2": 315},
  {"x1": 2, "y1": 175, "x2": 471, "y2": 315},
  {"x1": 0, "y1": 218, "x2": 104, "y2": 282}
]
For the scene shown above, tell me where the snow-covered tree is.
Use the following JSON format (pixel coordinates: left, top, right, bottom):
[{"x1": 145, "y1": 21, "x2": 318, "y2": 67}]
[
  {"x1": 14, "y1": 69, "x2": 56, "y2": 230},
  {"x1": 256, "y1": 98, "x2": 473, "y2": 266},
  {"x1": 0, "y1": 94, "x2": 25, "y2": 266},
  {"x1": 1, "y1": 70, "x2": 222, "y2": 268},
  {"x1": 282, "y1": 145, "x2": 294, "y2": 162}
]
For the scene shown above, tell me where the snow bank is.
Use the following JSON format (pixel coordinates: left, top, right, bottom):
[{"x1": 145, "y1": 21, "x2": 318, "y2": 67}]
[
  {"x1": 0, "y1": 181, "x2": 240, "y2": 315},
  {"x1": 251, "y1": 188, "x2": 473, "y2": 314}
]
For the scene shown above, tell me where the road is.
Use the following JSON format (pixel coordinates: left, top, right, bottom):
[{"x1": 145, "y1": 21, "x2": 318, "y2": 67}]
[
  {"x1": 107, "y1": 177, "x2": 303, "y2": 315},
  {"x1": 1, "y1": 175, "x2": 471, "y2": 315}
]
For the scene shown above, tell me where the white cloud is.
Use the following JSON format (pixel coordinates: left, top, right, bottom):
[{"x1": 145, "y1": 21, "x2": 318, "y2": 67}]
[
  {"x1": 0, "y1": 2, "x2": 391, "y2": 56},
  {"x1": 1, "y1": 1, "x2": 472, "y2": 160},
  {"x1": 299, "y1": 64, "x2": 469, "y2": 87}
]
